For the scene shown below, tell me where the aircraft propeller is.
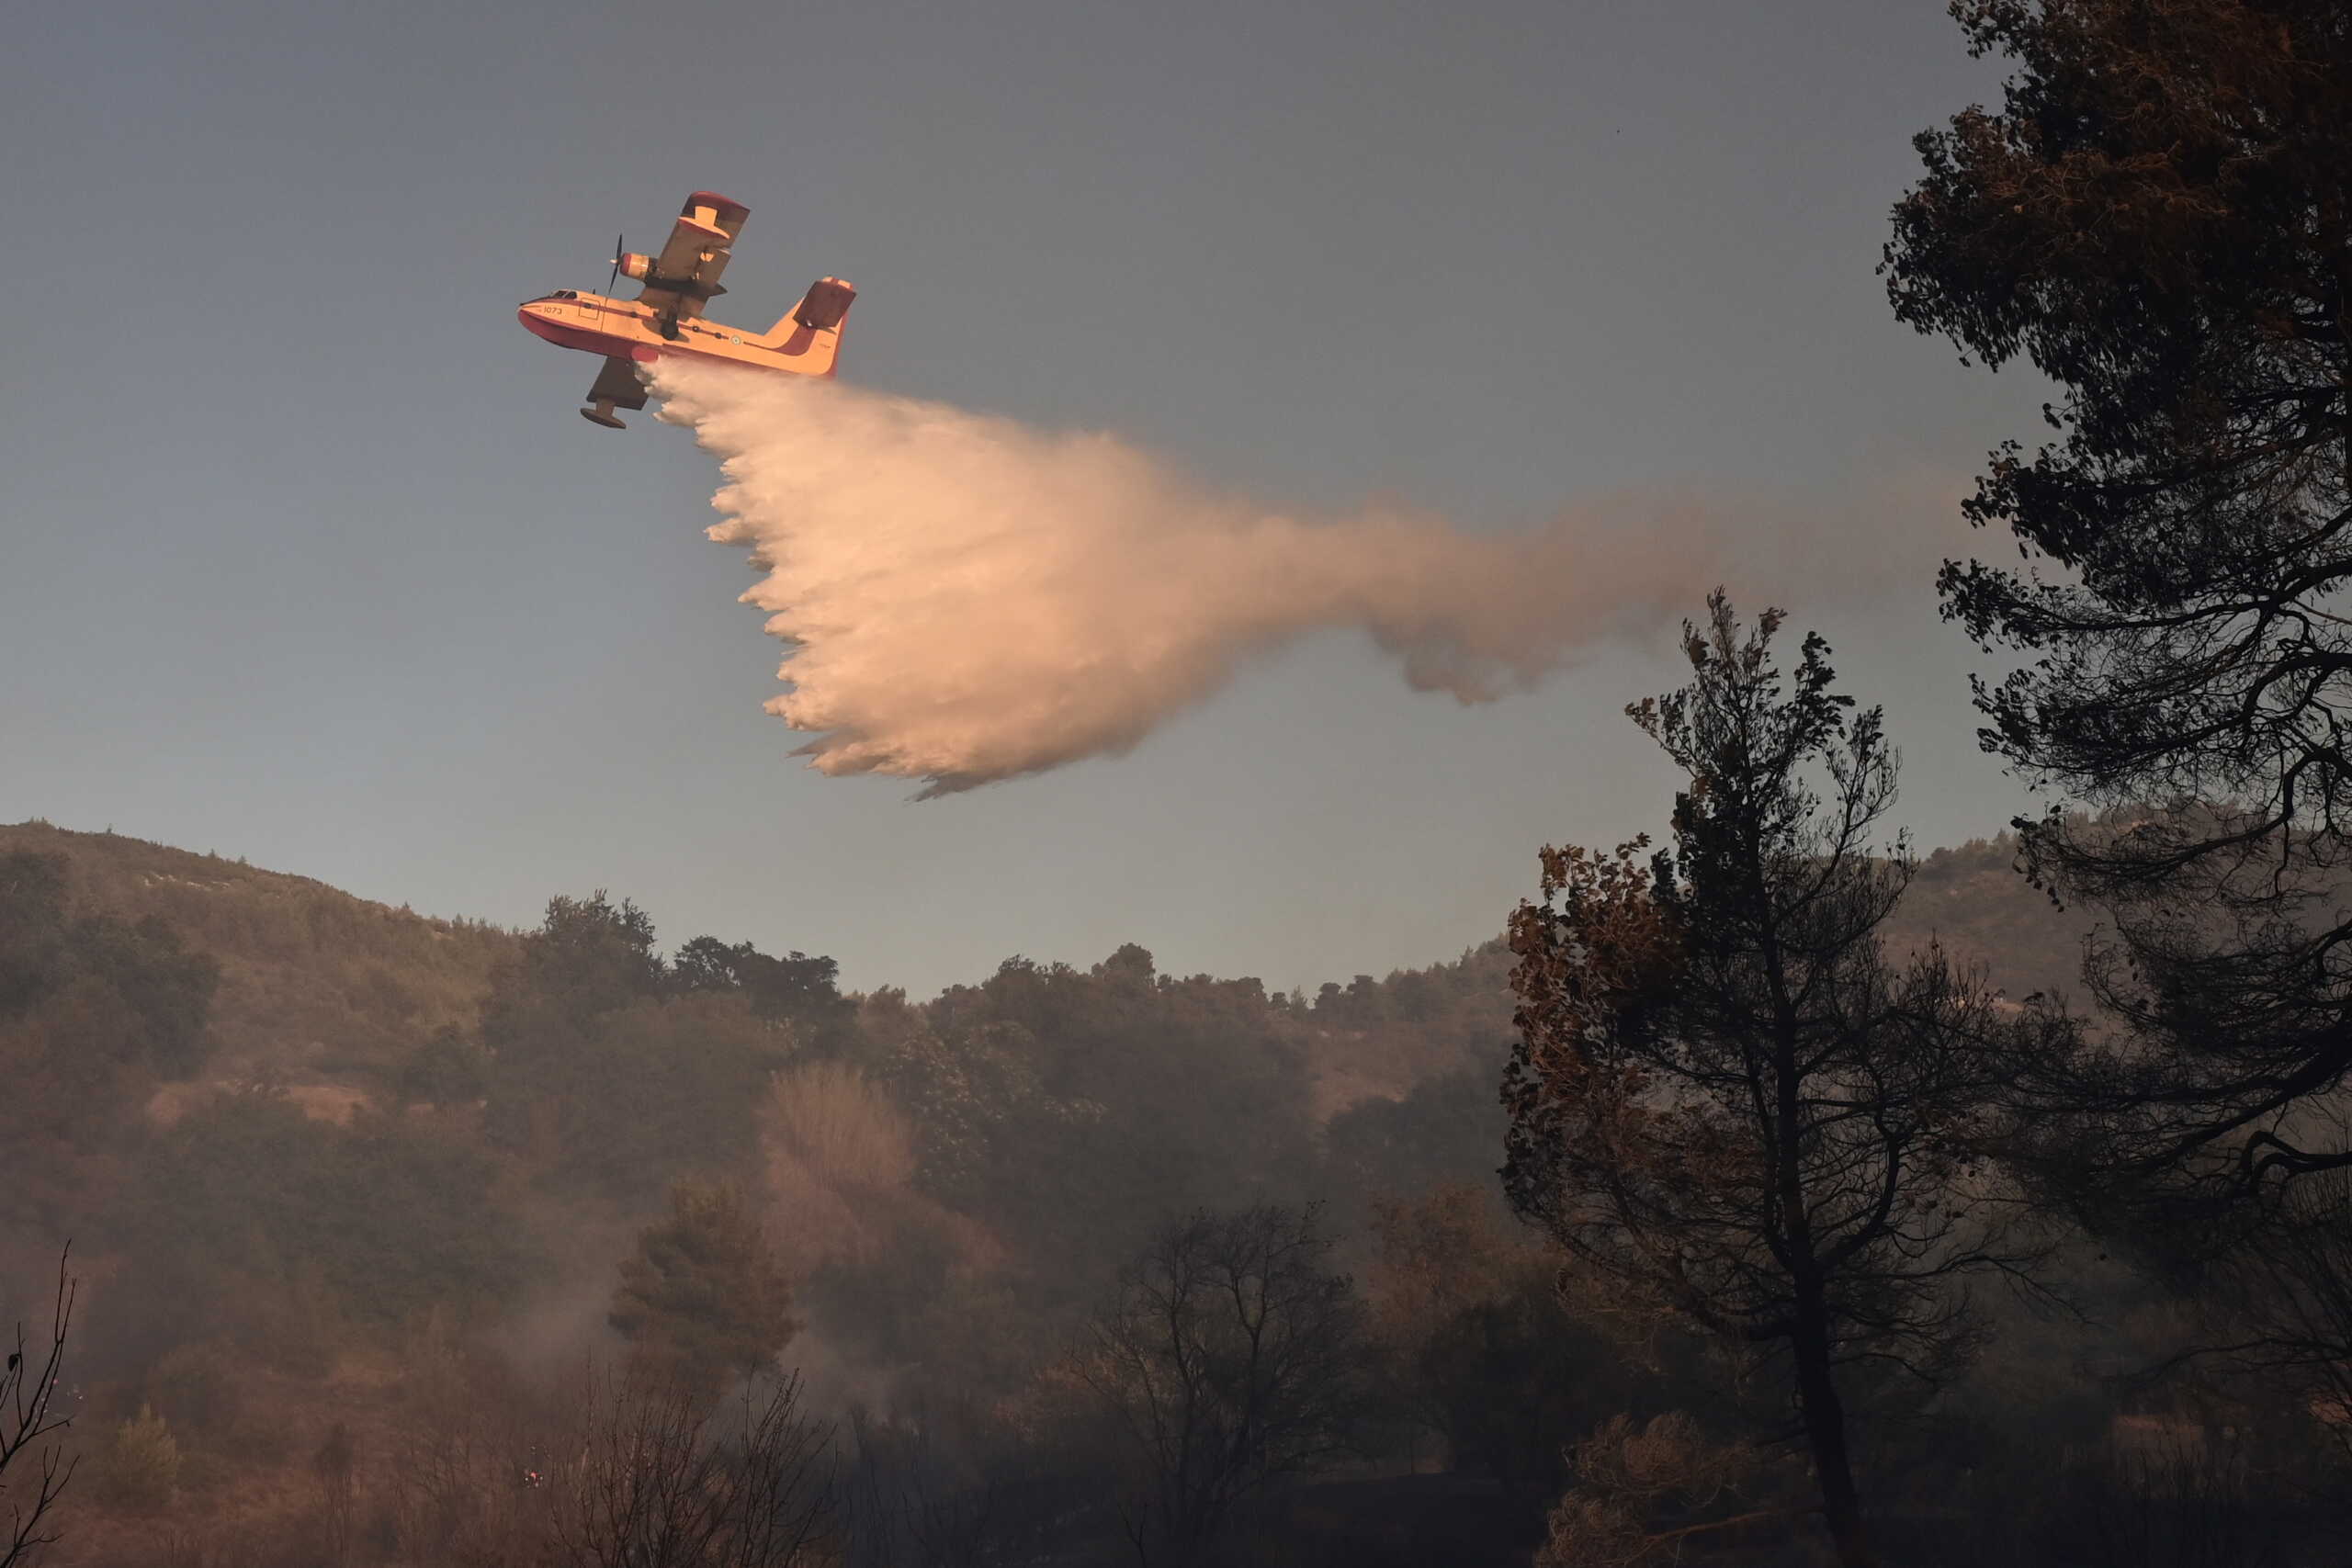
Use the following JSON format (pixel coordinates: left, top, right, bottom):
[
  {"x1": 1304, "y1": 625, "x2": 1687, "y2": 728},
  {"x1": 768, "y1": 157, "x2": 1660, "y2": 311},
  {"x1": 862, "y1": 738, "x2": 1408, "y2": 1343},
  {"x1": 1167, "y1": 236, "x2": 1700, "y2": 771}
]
[{"x1": 606, "y1": 233, "x2": 627, "y2": 294}]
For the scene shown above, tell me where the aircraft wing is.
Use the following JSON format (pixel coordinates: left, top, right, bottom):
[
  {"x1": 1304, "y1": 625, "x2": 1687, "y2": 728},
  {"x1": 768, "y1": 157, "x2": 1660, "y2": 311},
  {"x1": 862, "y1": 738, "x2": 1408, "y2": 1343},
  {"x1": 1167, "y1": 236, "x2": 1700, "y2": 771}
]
[{"x1": 635, "y1": 191, "x2": 750, "y2": 329}]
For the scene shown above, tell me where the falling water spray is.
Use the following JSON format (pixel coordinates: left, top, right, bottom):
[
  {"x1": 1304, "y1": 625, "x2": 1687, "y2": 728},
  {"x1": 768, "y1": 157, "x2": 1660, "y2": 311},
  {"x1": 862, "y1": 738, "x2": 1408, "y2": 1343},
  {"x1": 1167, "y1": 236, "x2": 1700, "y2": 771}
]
[{"x1": 655, "y1": 363, "x2": 1716, "y2": 795}]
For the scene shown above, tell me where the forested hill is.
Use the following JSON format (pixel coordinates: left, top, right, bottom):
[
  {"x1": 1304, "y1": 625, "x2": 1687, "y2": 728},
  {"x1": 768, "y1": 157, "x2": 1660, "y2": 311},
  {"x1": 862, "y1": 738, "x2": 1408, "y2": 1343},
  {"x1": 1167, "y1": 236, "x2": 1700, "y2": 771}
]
[
  {"x1": 0, "y1": 818, "x2": 2094, "y2": 1124},
  {"x1": 0, "y1": 819, "x2": 514, "y2": 1088},
  {"x1": 0, "y1": 816, "x2": 2106, "y2": 1564},
  {"x1": 1889, "y1": 834, "x2": 2096, "y2": 1007}
]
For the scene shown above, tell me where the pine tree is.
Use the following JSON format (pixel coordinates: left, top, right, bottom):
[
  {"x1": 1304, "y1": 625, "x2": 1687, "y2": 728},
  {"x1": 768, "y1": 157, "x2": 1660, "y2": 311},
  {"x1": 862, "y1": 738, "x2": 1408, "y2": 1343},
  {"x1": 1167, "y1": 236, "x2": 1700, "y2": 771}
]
[
  {"x1": 609, "y1": 1179, "x2": 800, "y2": 1396},
  {"x1": 1884, "y1": 0, "x2": 2352, "y2": 1202}
]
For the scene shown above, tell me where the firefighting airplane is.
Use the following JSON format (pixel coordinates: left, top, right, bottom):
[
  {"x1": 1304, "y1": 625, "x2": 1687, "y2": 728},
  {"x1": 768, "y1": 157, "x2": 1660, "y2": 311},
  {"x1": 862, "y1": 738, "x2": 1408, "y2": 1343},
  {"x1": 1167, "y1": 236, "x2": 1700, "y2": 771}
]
[{"x1": 518, "y1": 190, "x2": 855, "y2": 428}]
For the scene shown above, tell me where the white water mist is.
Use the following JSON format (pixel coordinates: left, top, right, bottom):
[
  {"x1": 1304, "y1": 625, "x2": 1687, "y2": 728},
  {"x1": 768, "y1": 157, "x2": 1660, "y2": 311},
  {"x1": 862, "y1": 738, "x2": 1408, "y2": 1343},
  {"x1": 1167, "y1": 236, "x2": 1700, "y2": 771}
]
[{"x1": 656, "y1": 363, "x2": 1713, "y2": 795}]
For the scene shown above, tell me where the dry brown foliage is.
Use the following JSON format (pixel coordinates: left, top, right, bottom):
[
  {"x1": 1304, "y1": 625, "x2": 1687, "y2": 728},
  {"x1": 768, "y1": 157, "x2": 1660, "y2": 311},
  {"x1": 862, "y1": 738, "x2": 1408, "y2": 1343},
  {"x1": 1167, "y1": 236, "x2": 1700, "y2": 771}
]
[
  {"x1": 1538, "y1": 1411, "x2": 1792, "y2": 1568},
  {"x1": 759, "y1": 1063, "x2": 917, "y2": 1273}
]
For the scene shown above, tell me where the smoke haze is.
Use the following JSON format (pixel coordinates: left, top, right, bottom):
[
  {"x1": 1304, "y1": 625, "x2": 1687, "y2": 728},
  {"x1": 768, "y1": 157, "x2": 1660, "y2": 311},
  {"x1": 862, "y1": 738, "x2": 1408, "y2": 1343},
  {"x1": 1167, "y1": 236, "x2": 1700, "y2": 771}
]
[{"x1": 656, "y1": 363, "x2": 1718, "y2": 795}]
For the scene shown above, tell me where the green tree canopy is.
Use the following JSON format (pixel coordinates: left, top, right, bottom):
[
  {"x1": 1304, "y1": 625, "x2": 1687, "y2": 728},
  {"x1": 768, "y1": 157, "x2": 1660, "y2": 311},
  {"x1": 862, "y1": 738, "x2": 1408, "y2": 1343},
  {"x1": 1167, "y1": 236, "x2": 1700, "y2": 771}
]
[
  {"x1": 914, "y1": 947, "x2": 1317, "y2": 1273},
  {"x1": 609, "y1": 1179, "x2": 801, "y2": 1396},
  {"x1": 501, "y1": 891, "x2": 665, "y2": 1022},
  {"x1": 673, "y1": 934, "x2": 857, "y2": 1049},
  {"x1": 481, "y1": 896, "x2": 826, "y2": 1199},
  {"x1": 0, "y1": 850, "x2": 220, "y2": 1222},
  {"x1": 120, "y1": 1088, "x2": 524, "y2": 1349},
  {"x1": 0, "y1": 850, "x2": 217, "y2": 1077}
]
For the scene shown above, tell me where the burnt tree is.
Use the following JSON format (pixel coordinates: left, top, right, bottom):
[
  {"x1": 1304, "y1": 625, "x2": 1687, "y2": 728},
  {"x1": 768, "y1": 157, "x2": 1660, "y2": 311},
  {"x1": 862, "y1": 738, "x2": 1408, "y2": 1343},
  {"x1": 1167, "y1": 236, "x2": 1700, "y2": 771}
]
[
  {"x1": 1505, "y1": 597, "x2": 2052, "y2": 1568},
  {"x1": 1885, "y1": 0, "x2": 2352, "y2": 1213}
]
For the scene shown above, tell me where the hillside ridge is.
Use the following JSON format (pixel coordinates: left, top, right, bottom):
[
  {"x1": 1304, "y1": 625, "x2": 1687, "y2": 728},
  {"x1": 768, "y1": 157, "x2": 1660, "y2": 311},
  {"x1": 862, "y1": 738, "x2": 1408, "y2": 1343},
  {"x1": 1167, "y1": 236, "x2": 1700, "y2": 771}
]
[
  {"x1": 3, "y1": 818, "x2": 2098, "y2": 1115},
  {"x1": 1, "y1": 818, "x2": 518, "y2": 1087}
]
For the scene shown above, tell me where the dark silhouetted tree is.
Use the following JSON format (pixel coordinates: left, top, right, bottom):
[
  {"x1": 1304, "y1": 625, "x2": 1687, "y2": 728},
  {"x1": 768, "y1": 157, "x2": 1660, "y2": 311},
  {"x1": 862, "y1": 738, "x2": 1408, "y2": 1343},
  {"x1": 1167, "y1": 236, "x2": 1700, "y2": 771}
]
[
  {"x1": 2168, "y1": 1157, "x2": 2352, "y2": 1482},
  {"x1": 1504, "y1": 597, "x2": 2053, "y2": 1568},
  {"x1": 549, "y1": 1368, "x2": 836, "y2": 1568},
  {"x1": 0, "y1": 1249, "x2": 75, "y2": 1568},
  {"x1": 1078, "y1": 1203, "x2": 1367, "y2": 1566},
  {"x1": 515, "y1": 892, "x2": 666, "y2": 1017},
  {"x1": 1365, "y1": 1184, "x2": 1611, "y2": 1491},
  {"x1": 1884, "y1": 1, "x2": 2352, "y2": 1208},
  {"x1": 673, "y1": 936, "x2": 857, "y2": 1053},
  {"x1": 312, "y1": 1420, "x2": 357, "y2": 1566}
]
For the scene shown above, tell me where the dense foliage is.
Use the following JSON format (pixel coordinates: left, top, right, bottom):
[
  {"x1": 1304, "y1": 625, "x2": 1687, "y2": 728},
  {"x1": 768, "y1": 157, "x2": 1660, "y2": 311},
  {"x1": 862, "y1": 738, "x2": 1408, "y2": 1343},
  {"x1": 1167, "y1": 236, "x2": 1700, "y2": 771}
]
[
  {"x1": 6, "y1": 815, "x2": 2335, "y2": 1567},
  {"x1": 609, "y1": 1180, "x2": 800, "y2": 1395},
  {"x1": 1504, "y1": 599, "x2": 2061, "y2": 1566},
  {"x1": 1887, "y1": 0, "x2": 2352, "y2": 1203},
  {"x1": 0, "y1": 849, "x2": 220, "y2": 1224}
]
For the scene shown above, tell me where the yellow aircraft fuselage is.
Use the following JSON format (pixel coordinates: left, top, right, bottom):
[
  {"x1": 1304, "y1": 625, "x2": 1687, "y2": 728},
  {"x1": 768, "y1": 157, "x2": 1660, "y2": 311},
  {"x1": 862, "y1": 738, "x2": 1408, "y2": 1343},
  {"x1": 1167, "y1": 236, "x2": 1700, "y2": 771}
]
[{"x1": 516, "y1": 288, "x2": 845, "y2": 379}]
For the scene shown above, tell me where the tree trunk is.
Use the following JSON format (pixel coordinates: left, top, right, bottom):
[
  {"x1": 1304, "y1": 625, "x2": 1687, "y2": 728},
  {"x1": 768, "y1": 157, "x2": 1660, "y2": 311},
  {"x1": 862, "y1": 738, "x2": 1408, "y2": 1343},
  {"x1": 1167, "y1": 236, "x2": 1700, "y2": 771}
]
[
  {"x1": 1769, "y1": 927, "x2": 1876, "y2": 1568},
  {"x1": 1780, "y1": 1072, "x2": 1873, "y2": 1564},
  {"x1": 1791, "y1": 1297, "x2": 1875, "y2": 1568}
]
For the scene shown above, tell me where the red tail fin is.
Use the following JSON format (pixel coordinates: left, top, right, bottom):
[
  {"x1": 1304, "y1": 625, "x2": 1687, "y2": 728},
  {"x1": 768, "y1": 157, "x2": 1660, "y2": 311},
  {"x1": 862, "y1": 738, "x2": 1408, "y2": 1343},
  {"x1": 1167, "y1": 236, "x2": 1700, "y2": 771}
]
[{"x1": 763, "y1": 277, "x2": 856, "y2": 377}]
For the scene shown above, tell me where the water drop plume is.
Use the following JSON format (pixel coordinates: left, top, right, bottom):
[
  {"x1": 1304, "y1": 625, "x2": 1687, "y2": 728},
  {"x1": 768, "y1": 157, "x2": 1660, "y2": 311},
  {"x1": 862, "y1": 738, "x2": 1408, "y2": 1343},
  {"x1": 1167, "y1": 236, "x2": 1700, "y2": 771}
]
[{"x1": 655, "y1": 362, "x2": 1715, "y2": 796}]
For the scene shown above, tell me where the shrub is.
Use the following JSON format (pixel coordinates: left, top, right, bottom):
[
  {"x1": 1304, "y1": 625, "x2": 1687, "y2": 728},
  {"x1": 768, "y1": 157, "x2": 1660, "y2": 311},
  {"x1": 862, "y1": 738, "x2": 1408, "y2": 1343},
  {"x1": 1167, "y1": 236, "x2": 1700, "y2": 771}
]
[
  {"x1": 761, "y1": 1062, "x2": 918, "y2": 1271},
  {"x1": 105, "y1": 1403, "x2": 182, "y2": 1510}
]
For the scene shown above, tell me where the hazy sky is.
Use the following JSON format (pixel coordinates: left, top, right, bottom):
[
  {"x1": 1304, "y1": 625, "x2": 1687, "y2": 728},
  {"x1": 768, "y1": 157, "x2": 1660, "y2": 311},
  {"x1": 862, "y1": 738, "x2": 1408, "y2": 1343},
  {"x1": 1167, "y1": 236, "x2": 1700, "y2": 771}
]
[{"x1": 3, "y1": 0, "x2": 2045, "y2": 997}]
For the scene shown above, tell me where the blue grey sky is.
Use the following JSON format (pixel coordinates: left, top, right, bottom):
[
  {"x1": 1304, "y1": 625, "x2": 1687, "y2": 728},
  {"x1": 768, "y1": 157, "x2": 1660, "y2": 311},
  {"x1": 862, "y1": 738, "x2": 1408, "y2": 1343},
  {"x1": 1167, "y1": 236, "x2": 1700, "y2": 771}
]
[{"x1": 3, "y1": 0, "x2": 2040, "y2": 996}]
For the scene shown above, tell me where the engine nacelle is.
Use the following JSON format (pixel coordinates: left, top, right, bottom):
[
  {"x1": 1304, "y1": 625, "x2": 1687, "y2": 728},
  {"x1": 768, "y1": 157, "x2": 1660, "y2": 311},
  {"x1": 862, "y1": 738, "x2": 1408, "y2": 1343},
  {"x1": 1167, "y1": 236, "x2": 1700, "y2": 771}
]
[{"x1": 618, "y1": 253, "x2": 655, "y2": 281}]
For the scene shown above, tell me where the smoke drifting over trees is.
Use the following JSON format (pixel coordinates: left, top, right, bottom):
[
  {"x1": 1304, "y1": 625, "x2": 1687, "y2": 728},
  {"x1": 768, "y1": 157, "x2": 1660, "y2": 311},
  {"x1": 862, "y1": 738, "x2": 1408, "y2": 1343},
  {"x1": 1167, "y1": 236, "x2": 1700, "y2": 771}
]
[
  {"x1": 655, "y1": 366, "x2": 1715, "y2": 794},
  {"x1": 10, "y1": 805, "x2": 2349, "y2": 1566}
]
